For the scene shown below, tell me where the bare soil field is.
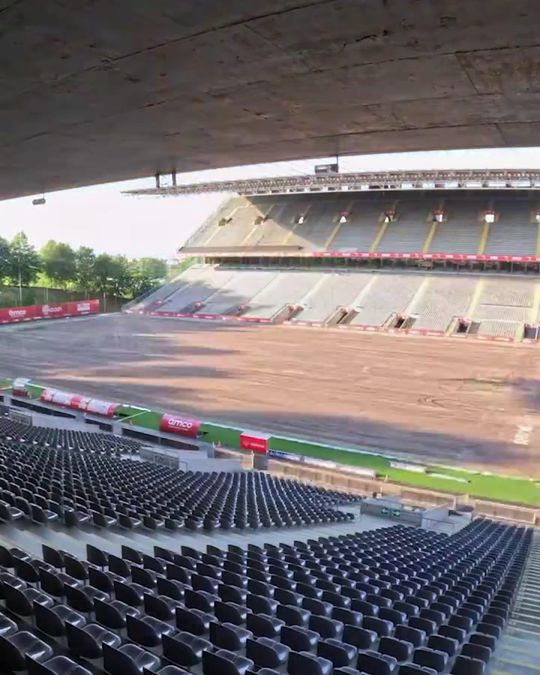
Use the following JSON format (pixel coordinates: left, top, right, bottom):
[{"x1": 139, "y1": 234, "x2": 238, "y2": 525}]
[{"x1": 1, "y1": 314, "x2": 539, "y2": 476}]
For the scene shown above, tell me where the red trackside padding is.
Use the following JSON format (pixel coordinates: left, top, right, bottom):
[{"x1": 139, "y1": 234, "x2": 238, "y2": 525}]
[
  {"x1": 85, "y1": 399, "x2": 120, "y2": 417},
  {"x1": 159, "y1": 413, "x2": 201, "y2": 437},
  {"x1": 40, "y1": 389, "x2": 119, "y2": 417},
  {"x1": 240, "y1": 432, "x2": 269, "y2": 454}
]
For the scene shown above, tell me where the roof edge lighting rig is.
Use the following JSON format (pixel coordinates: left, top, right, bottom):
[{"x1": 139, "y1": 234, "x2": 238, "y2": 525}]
[{"x1": 125, "y1": 169, "x2": 540, "y2": 198}]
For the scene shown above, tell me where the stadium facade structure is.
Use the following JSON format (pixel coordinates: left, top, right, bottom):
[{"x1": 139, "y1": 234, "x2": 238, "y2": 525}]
[{"x1": 128, "y1": 171, "x2": 540, "y2": 343}]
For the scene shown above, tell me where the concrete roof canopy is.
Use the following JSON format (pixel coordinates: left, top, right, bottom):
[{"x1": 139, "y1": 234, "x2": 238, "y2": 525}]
[{"x1": 2, "y1": 0, "x2": 540, "y2": 198}]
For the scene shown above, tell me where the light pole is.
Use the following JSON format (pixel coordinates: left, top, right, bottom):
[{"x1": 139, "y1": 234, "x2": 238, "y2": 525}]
[{"x1": 18, "y1": 258, "x2": 22, "y2": 306}]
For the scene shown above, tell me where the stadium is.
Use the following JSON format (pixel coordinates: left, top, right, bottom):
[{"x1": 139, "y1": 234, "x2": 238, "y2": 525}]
[{"x1": 0, "y1": 4, "x2": 539, "y2": 675}]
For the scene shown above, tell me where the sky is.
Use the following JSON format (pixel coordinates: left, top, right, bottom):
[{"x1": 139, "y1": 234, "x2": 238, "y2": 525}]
[{"x1": 1, "y1": 147, "x2": 540, "y2": 260}]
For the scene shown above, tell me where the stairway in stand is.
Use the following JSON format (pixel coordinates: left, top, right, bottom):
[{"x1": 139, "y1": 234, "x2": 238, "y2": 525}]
[{"x1": 489, "y1": 531, "x2": 540, "y2": 675}]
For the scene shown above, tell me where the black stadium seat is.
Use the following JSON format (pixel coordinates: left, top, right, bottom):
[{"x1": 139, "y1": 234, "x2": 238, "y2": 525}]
[
  {"x1": 0, "y1": 422, "x2": 532, "y2": 675},
  {"x1": 0, "y1": 417, "x2": 358, "y2": 534}
]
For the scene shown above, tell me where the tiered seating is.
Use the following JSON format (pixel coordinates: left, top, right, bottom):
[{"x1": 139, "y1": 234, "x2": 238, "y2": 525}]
[
  {"x1": 350, "y1": 275, "x2": 422, "y2": 327},
  {"x1": 205, "y1": 199, "x2": 263, "y2": 248},
  {"x1": 243, "y1": 272, "x2": 323, "y2": 321},
  {"x1": 410, "y1": 277, "x2": 477, "y2": 333},
  {"x1": 294, "y1": 273, "x2": 372, "y2": 324},
  {"x1": 472, "y1": 278, "x2": 534, "y2": 339},
  {"x1": 158, "y1": 267, "x2": 236, "y2": 313},
  {"x1": 331, "y1": 199, "x2": 386, "y2": 251},
  {"x1": 195, "y1": 271, "x2": 277, "y2": 317},
  {"x1": 289, "y1": 203, "x2": 337, "y2": 250},
  {"x1": 485, "y1": 199, "x2": 537, "y2": 256},
  {"x1": 428, "y1": 198, "x2": 485, "y2": 254},
  {"x1": 0, "y1": 519, "x2": 530, "y2": 674},
  {"x1": 0, "y1": 439, "x2": 355, "y2": 531},
  {"x1": 0, "y1": 418, "x2": 140, "y2": 455},
  {"x1": 245, "y1": 202, "x2": 292, "y2": 246},
  {"x1": 376, "y1": 202, "x2": 430, "y2": 254},
  {"x1": 145, "y1": 266, "x2": 540, "y2": 338},
  {"x1": 182, "y1": 191, "x2": 540, "y2": 259}
]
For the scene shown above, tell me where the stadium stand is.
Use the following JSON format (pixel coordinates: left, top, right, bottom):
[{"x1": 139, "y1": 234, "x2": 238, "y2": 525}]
[
  {"x1": 409, "y1": 277, "x2": 477, "y2": 333},
  {"x1": 182, "y1": 191, "x2": 540, "y2": 258},
  {"x1": 331, "y1": 197, "x2": 388, "y2": 252},
  {"x1": 243, "y1": 272, "x2": 324, "y2": 321},
  {"x1": 351, "y1": 275, "x2": 423, "y2": 328},
  {"x1": 376, "y1": 201, "x2": 431, "y2": 254},
  {"x1": 0, "y1": 518, "x2": 531, "y2": 674},
  {"x1": 0, "y1": 434, "x2": 355, "y2": 531},
  {"x1": 204, "y1": 198, "x2": 262, "y2": 248},
  {"x1": 141, "y1": 267, "x2": 540, "y2": 341},
  {"x1": 158, "y1": 267, "x2": 236, "y2": 313},
  {"x1": 428, "y1": 198, "x2": 486, "y2": 255},
  {"x1": 289, "y1": 202, "x2": 342, "y2": 250},
  {"x1": 129, "y1": 187, "x2": 540, "y2": 342},
  {"x1": 244, "y1": 202, "x2": 292, "y2": 246},
  {"x1": 471, "y1": 278, "x2": 535, "y2": 339},
  {"x1": 0, "y1": 418, "x2": 139, "y2": 454},
  {"x1": 196, "y1": 271, "x2": 278, "y2": 317},
  {"x1": 485, "y1": 199, "x2": 538, "y2": 256},
  {"x1": 294, "y1": 272, "x2": 374, "y2": 324}
]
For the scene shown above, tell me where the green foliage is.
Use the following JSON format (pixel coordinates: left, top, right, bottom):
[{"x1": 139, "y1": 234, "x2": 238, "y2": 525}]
[
  {"x1": 0, "y1": 231, "x2": 169, "y2": 300},
  {"x1": 74, "y1": 246, "x2": 96, "y2": 293},
  {"x1": 7, "y1": 232, "x2": 41, "y2": 286},
  {"x1": 136, "y1": 257, "x2": 167, "y2": 281},
  {"x1": 40, "y1": 240, "x2": 76, "y2": 288},
  {"x1": 0, "y1": 236, "x2": 10, "y2": 283}
]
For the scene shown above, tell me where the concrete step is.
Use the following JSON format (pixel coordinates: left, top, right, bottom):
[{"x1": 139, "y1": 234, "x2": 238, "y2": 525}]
[
  {"x1": 514, "y1": 603, "x2": 540, "y2": 613},
  {"x1": 497, "y1": 635, "x2": 540, "y2": 657},
  {"x1": 510, "y1": 618, "x2": 540, "y2": 634},
  {"x1": 490, "y1": 656, "x2": 540, "y2": 675},
  {"x1": 515, "y1": 597, "x2": 540, "y2": 606},
  {"x1": 513, "y1": 609, "x2": 540, "y2": 621},
  {"x1": 514, "y1": 598, "x2": 540, "y2": 611},
  {"x1": 506, "y1": 624, "x2": 540, "y2": 640},
  {"x1": 517, "y1": 593, "x2": 540, "y2": 602},
  {"x1": 497, "y1": 647, "x2": 540, "y2": 673}
]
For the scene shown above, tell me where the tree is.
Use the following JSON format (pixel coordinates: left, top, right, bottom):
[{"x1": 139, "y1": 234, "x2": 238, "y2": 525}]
[
  {"x1": 93, "y1": 254, "x2": 132, "y2": 296},
  {"x1": 7, "y1": 232, "x2": 41, "y2": 286},
  {"x1": 126, "y1": 257, "x2": 167, "y2": 298},
  {"x1": 40, "y1": 240, "x2": 76, "y2": 288},
  {"x1": 75, "y1": 246, "x2": 96, "y2": 294},
  {"x1": 111, "y1": 255, "x2": 136, "y2": 296},
  {"x1": 93, "y1": 253, "x2": 116, "y2": 293},
  {"x1": 136, "y1": 257, "x2": 167, "y2": 282},
  {"x1": 0, "y1": 236, "x2": 11, "y2": 283}
]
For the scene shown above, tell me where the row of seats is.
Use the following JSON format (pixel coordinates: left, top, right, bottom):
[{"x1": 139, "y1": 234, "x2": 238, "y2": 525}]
[
  {"x1": 0, "y1": 417, "x2": 140, "y2": 455},
  {"x1": 0, "y1": 518, "x2": 530, "y2": 674},
  {"x1": 0, "y1": 440, "x2": 356, "y2": 531}
]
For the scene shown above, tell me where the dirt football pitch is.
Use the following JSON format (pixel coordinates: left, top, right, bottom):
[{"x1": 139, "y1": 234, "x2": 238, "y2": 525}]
[{"x1": 1, "y1": 314, "x2": 539, "y2": 477}]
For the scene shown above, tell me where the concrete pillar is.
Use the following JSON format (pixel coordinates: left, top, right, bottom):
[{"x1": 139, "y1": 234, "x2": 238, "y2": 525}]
[{"x1": 252, "y1": 453, "x2": 269, "y2": 470}]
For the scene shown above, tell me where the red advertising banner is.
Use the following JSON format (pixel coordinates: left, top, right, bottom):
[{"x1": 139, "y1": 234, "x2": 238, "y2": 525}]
[
  {"x1": 0, "y1": 305, "x2": 38, "y2": 323},
  {"x1": 0, "y1": 299, "x2": 100, "y2": 325},
  {"x1": 312, "y1": 251, "x2": 540, "y2": 263},
  {"x1": 159, "y1": 413, "x2": 201, "y2": 438},
  {"x1": 240, "y1": 432, "x2": 270, "y2": 454}
]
